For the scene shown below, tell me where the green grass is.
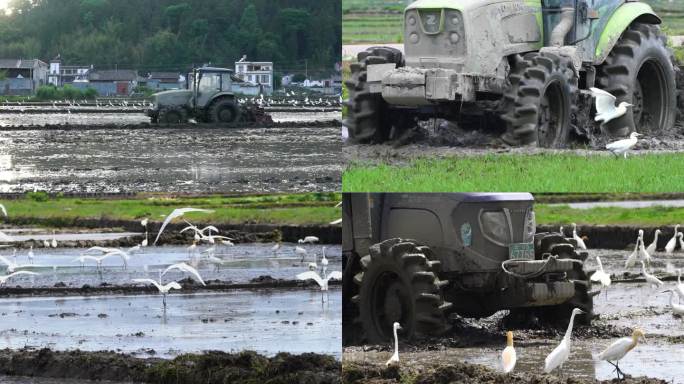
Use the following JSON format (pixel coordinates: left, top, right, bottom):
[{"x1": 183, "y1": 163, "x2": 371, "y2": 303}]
[
  {"x1": 343, "y1": 153, "x2": 684, "y2": 193},
  {"x1": 343, "y1": 13, "x2": 403, "y2": 44},
  {"x1": 0, "y1": 193, "x2": 342, "y2": 227},
  {"x1": 536, "y1": 204, "x2": 684, "y2": 226}
]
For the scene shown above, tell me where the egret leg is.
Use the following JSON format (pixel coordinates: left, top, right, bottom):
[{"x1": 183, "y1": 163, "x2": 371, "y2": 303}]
[{"x1": 162, "y1": 293, "x2": 167, "y2": 310}]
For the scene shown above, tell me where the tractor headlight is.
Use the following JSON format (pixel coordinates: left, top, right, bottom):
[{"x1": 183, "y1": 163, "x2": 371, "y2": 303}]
[
  {"x1": 449, "y1": 32, "x2": 460, "y2": 43},
  {"x1": 480, "y1": 211, "x2": 510, "y2": 245},
  {"x1": 524, "y1": 209, "x2": 536, "y2": 243}
]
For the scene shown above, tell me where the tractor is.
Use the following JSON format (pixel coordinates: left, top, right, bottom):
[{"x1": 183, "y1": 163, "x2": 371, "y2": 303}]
[
  {"x1": 147, "y1": 67, "x2": 269, "y2": 124},
  {"x1": 344, "y1": 0, "x2": 676, "y2": 147},
  {"x1": 342, "y1": 193, "x2": 594, "y2": 343}
]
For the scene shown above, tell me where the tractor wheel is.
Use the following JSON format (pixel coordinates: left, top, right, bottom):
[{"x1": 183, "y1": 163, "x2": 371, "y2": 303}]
[
  {"x1": 352, "y1": 238, "x2": 452, "y2": 343},
  {"x1": 597, "y1": 23, "x2": 676, "y2": 136},
  {"x1": 501, "y1": 51, "x2": 578, "y2": 147},
  {"x1": 537, "y1": 234, "x2": 594, "y2": 325},
  {"x1": 344, "y1": 47, "x2": 410, "y2": 144},
  {"x1": 208, "y1": 99, "x2": 241, "y2": 123},
  {"x1": 158, "y1": 107, "x2": 187, "y2": 124}
]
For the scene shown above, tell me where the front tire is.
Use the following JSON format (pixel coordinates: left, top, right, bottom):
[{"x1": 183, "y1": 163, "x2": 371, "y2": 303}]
[
  {"x1": 597, "y1": 23, "x2": 676, "y2": 136},
  {"x1": 352, "y1": 238, "x2": 452, "y2": 343},
  {"x1": 501, "y1": 52, "x2": 578, "y2": 147}
]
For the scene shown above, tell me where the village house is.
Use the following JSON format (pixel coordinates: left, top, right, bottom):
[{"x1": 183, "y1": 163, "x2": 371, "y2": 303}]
[
  {"x1": 145, "y1": 72, "x2": 184, "y2": 91},
  {"x1": 75, "y1": 69, "x2": 139, "y2": 96},
  {"x1": 0, "y1": 59, "x2": 49, "y2": 95},
  {"x1": 234, "y1": 55, "x2": 273, "y2": 95},
  {"x1": 48, "y1": 55, "x2": 92, "y2": 86}
]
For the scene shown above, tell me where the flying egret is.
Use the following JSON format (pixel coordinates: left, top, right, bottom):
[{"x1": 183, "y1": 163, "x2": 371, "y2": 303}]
[
  {"x1": 200, "y1": 234, "x2": 233, "y2": 245},
  {"x1": 385, "y1": 322, "x2": 402, "y2": 366},
  {"x1": 0, "y1": 270, "x2": 39, "y2": 286},
  {"x1": 180, "y1": 221, "x2": 220, "y2": 237},
  {"x1": 298, "y1": 236, "x2": 319, "y2": 244},
  {"x1": 162, "y1": 262, "x2": 206, "y2": 286},
  {"x1": 590, "y1": 87, "x2": 632, "y2": 124},
  {"x1": 571, "y1": 223, "x2": 586, "y2": 250},
  {"x1": 598, "y1": 328, "x2": 646, "y2": 380},
  {"x1": 641, "y1": 261, "x2": 663, "y2": 288},
  {"x1": 502, "y1": 331, "x2": 516, "y2": 373},
  {"x1": 296, "y1": 269, "x2": 342, "y2": 303},
  {"x1": 153, "y1": 208, "x2": 215, "y2": 245},
  {"x1": 606, "y1": 132, "x2": 641, "y2": 158},
  {"x1": 625, "y1": 230, "x2": 643, "y2": 268},
  {"x1": 663, "y1": 289, "x2": 684, "y2": 316},
  {"x1": 85, "y1": 247, "x2": 132, "y2": 269},
  {"x1": 665, "y1": 225, "x2": 680, "y2": 254},
  {"x1": 72, "y1": 253, "x2": 123, "y2": 270},
  {"x1": 132, "y1": 274, "x2": 182, "y2": 310},
  {"x1": 590, "y1": 256, "x2": 611, "y2": 296},
  {"x1": 544, "y1": 308, "x2": 585, "y2": 375},
  {"x1": 646, "y1": 229, "x2": 661, "y2": 255}
]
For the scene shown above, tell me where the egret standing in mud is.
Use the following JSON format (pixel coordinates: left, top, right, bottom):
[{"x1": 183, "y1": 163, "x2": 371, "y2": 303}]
[
  {"x1": 598, "y1": 328, "x2": 646, "y2": 380},
  {"x1": 295, "y1": 246, "x2": 307, "y2": 262},
  {"x1": 27, "y1": 246, "x2": 34, "y2": 264},
  {"x1": 646, "y1": 229, "x2": 661, "y2": 255},
  {"x1": 676, "y1": 269, "x2": 684, "y2": 303},
  {"x1": 625, "y1": 230, "x2": 643, "y2": 268},
  {"x1": 162, "y1": 262, "x2": 206, "y2": 286},
  {"x1": 271, "y1": 242, "x2": 281, "y2": 255},
  {"x1": 665, "y1": 225, "x2": 680, "y2": 254},
  {"x1": 132, "y1": 272, "x2": 182, "y2": 310},
  {"x1": 591, "y1": 256, "x2": 611, "y2": 298},
  {"x1": 141, "y1": 218, "x2": 149, "y2": 247},
  {"x1": 544, "y1": 308, "x2": 585, "y2": 375},
  {"x1": 385, "y1": 322, "x2": 401, "y2": 367},
  {"x1": 571, "y1": 223, "x2": 586, "y2": 250},
  {"x1": 0, "y1": 270, "x2": 39, "y2": 286},
  {"x1": 51, "y1": 231, "x2": 57, "y2": 248},
  {"x1": 153, "y1": 207, "x2": 215, "y2": 245},
  {"x1": 501, "y1": 331, "x2": 516, "y2": 373},
  {"x1": 295, "y1": 269, "x2": 342, "y2": 303},
  {"x1": 641, "y1": 261, "x2": 663, "y2": 289},
  {"x1": 663, "y1": 290, "x2": 684, "y2": 316}
]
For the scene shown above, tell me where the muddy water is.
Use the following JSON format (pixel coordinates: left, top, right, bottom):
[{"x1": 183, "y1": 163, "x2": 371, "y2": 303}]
[
  {"x1": 0, "y1": 288, "x2": 341, "y2": 358},
  {"x1": 0, "y1": 243, "x2": 342, "y2": 287},
  {"x1": 345, "y1": 248, "x2": 684, "y2": 382},
  {"x1": 0, "y1": 125, "x2": 341, "y2": 193}
]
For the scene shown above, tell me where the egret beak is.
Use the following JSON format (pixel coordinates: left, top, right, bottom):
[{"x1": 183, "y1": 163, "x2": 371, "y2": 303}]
[
  {"x1": 662, "y1": 290, "x2": 673, "y2": 294},
  {"x1": 635, "y1": 133, "x2": 643, "y2": 136},
  {"x1": 397, "y1": 324, "x2": 403, "y2": 330}
]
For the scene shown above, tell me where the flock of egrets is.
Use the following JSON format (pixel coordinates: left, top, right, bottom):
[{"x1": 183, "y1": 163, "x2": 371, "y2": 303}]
[
  {"x1": 0, "y1": 204, "x2": 340, "y2": 311},
  {"x1": 385, "y1": 222, "x2": 684, "y2": 381}
]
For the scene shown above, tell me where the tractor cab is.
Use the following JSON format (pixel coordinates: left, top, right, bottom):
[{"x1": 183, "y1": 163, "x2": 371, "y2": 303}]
[{"x1": 188, "y1": 67, "x2": 235, "y2": 108}]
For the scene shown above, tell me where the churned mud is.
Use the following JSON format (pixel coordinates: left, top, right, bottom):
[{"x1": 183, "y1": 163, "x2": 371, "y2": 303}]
[{"x1": 0, "y1": 348, "x2": 340, "y2": 384}]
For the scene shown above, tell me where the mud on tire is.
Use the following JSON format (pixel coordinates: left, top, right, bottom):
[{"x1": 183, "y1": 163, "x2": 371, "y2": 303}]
[
  {"x1": 597, "y1": 22, "x2": 676, "y2": 136},
  {"x1": 501, "y1": 51, "x2": 578, "y2": 147},
  {"x1": 351, "y1": 238, "x2": 452, "y2": 343},
  {"x1": 344, "y1": 47, "x2": 410, "y2": 144},
  {"x1": 209, "y1": 98, "x2": 241, "y2": 123}
]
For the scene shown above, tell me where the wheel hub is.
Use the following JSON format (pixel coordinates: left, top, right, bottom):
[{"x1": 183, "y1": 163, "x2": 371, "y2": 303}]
[{"x1": 219, "y1": 108, "x2": 234, "y2": 122}]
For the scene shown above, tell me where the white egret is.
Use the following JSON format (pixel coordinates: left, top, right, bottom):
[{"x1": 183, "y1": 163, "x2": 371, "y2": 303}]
[
  {"x1": 42, "y1": 239, "x2": 49, "y2": 248},
  {"x1": 606, "y1": 132, "x2": 641, "y2": 158},
  {"x1": 638, "y1": 237, "x2": 652, "y2": 268},
  {"x1": 296, "y1": 269, "x2": 342, "y2": 303},
  {"x1": 220, "y1": 239, "x2": 234, "y2": 246},
  {"x1": 141, "y1": 218, "x2": 149, "y2": 247},
  {"x1": 676, "y1": 269, "x2": 684, "y2": 301},
  {"x1": 72, "y1": 253, "x2": 123, "y2": 270},
  {"x1": 544, "y1": 308, "x2": 585, "y2": 374},
  {"x1": 646, "y1": 229, "x2": 661, "y2": 255},
  {"x1": 180, "y1": 221, "x2": 220, "y2": 237},
  {"x1": 162, "y1": 262, "x2": 206, "y2": 286},
  {"x1": 27, "y1": 246, "x2": 34, "y2": 264},
  {"x1": 298, "y1": 236, "x2": 319, "y2": 244},
  {"x1": 0, "y1": 203, "x2": 7, "y2": 217},
  {"x1": 132, "y1": 274, "x2": 182, "y2": 309},
  {"x1": 625, "y1": 230, "x2": 643, "y2": 268},
  {"x1": 85, "y1": 247, "x2": 132, "y2": 269},
  {"x1": 641, "y1": 261, "x2": 663, "y2": 288},
  {"x1": 51, "y1": 231, "x2": 57, "y2": 248},
  {"x1": 665, "y1": 225, "x2": 680, "y2": 254},
  {"x1": 663, "y1": 290, "x2": 684, "y2": 316},
  {"x1": 200, "y1": 234, "x2": 234, "y2": 245},
  {"x1": 590, "y1": 87, "x2": 632, "y2": 124},
  {"x1": 571, "y1": 223, "x2": 586, "y2": 250},
  {"x1": 153, "y1": 208, "x2": 215, "y2": 245},
  {"x1": 502, "y1": 331, "x2": 516, "y2": 373},
  {"x1": 598, "y1": 328, "x2": 646, "y2": 380},
  {"x1": 385, "y1": 322, "x2": 401, "y2": 366},
  {"x1": 0, "y1": 270, "x2": 39, "y2": 286},
  {"x1": 295, "y1": 246, "x2": 307, "y2": 261},
  {"x1": 321, "y1": 247, "x2": 329, "y2": 272},
  {"x1": 590, "y1": 256, "x2": 611, "y2": 293},
  {"x1": 271, "y1": 242, "x2": 281, "y2": 254},
  {"x1": 329, "y1": 218, "x2": 342, "y2": 225}
]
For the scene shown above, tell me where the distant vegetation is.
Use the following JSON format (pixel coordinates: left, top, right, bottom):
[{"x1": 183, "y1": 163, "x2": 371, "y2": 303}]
[
  {"x1": 0, "y1": 0, "x2": 341, "y2": 76},
  {"x1": 35, "y1": 84, "x2": 98, "y2": 101}
]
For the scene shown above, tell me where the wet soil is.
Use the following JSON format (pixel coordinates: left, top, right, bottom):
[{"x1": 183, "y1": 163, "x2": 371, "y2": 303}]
[{"x1": 0, "y1": 348, "x2": 340, "y2": 384}]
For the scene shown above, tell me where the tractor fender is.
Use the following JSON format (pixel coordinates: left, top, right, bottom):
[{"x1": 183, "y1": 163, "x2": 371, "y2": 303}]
[
  {"x1": 594, "y1": 2, "x2": 661, "y2": 65},
  {"x1": 208, "y1": 92, "x2": 236, "y2": 105}
]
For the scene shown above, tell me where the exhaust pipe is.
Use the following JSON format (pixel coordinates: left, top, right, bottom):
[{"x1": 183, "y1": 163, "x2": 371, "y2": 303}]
[{"x1": 550, "y1": 8, "x2": 575, "y2": 47}]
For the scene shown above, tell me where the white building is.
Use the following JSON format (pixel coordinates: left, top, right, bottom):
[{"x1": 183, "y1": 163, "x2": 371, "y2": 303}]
[
  {"x1": 48, "y1": 55, "x2": 92, "y2": 86},
  {"x1": 234, "y1": 55, "x2": 273, "y2": 95}
]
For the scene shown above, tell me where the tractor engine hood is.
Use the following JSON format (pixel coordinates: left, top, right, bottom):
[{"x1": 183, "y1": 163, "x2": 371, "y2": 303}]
[{"x1": 152, "y1": 89, "x2": 193, "y2": 107}]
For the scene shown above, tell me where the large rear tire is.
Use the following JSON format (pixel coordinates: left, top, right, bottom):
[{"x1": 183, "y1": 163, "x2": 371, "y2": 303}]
[
  {"x1": 597, "y1": 23, "x2": 676, "y2": 136},
  {"x1": 352, "y1": 238, "x2": 452, "y2": 343},
  {"x1": 501, "y1": 52, "x2": 578, "y2": 147},
  {"x1": 158, "y1": 107, "x2": 188, "y2": 124},
  {"x1": 208, "y1": 99, "x2": 241, "y2": 123},
  {"x1": 344, "y1": 47, "x2": 410, "y2": 144}
]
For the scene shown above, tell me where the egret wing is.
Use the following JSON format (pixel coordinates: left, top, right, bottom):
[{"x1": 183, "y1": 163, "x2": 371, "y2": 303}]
[
  {"x1": 598, "y1": 337, "x2": 632, "y2": 361},
  {"x1": 132, "y1": 278, "x2": 163, "y2": 292},
  {"x1": 590, "y1": 87, "x2": 617, "y2": 115},
  {"x1": 326, "y1": 271, "x2": 343, "y2": 281},
  {"x1": 544, "y1": 341, "x2": 569, "y2": 373},
  {"x1": 502, "y1": 346, "x2": 516, "y2": 373},
  {"x1": 164, "y1": 281, "x2": 183, "y2": 291},
  {"x1": 154, "y1": 208, "x2": 214, "y2": 245},
  {"x1": 296, "y1": 271, "x2": 324, "y2": 287}
]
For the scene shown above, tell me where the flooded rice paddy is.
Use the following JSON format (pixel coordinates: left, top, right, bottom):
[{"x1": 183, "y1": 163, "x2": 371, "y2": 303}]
[{"x1": 344, "y1": 248, "x2": 684, "y2": 383}]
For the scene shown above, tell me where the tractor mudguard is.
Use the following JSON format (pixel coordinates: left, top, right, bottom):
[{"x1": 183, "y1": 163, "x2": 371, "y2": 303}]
[{"x1": 594, "y1": 2, "x2": 661, "y2": 64}]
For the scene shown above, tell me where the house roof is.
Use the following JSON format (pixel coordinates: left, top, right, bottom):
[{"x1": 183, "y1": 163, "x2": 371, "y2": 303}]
[
  {"x1": 149, "y1": 72, "x2": 179, "y2": 81},
  {"x1": 0, "y1": 59, "x2": 47, "y2": 69},
  {"x1": 88, "y1": 70, "x2": 138, "y2": 82}
]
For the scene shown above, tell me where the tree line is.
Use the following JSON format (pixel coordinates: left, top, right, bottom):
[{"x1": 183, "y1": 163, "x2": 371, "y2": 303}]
[{"x1": 0, "y1": 0, "x2": 341, "y2": 76}]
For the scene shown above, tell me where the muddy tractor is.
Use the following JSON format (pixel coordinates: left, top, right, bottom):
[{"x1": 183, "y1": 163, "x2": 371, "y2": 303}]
[
  {"x1": 344, "y1": 0, "x2": 676, "y2": 147},
  {"x1": 342, "y1": 193, "x2": 594, "y2": 343},
  {"x1": 147, "y1": 67, "x2": 268, "y2": 124}
]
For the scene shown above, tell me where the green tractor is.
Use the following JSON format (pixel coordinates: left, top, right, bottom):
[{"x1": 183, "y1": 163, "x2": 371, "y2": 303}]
[
  {"x1": 344, "y1": 0, "x2": 676, "y2": 147},
  {"x1": 147, "y1": 67, "x2": 269, "y2": 124}
]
